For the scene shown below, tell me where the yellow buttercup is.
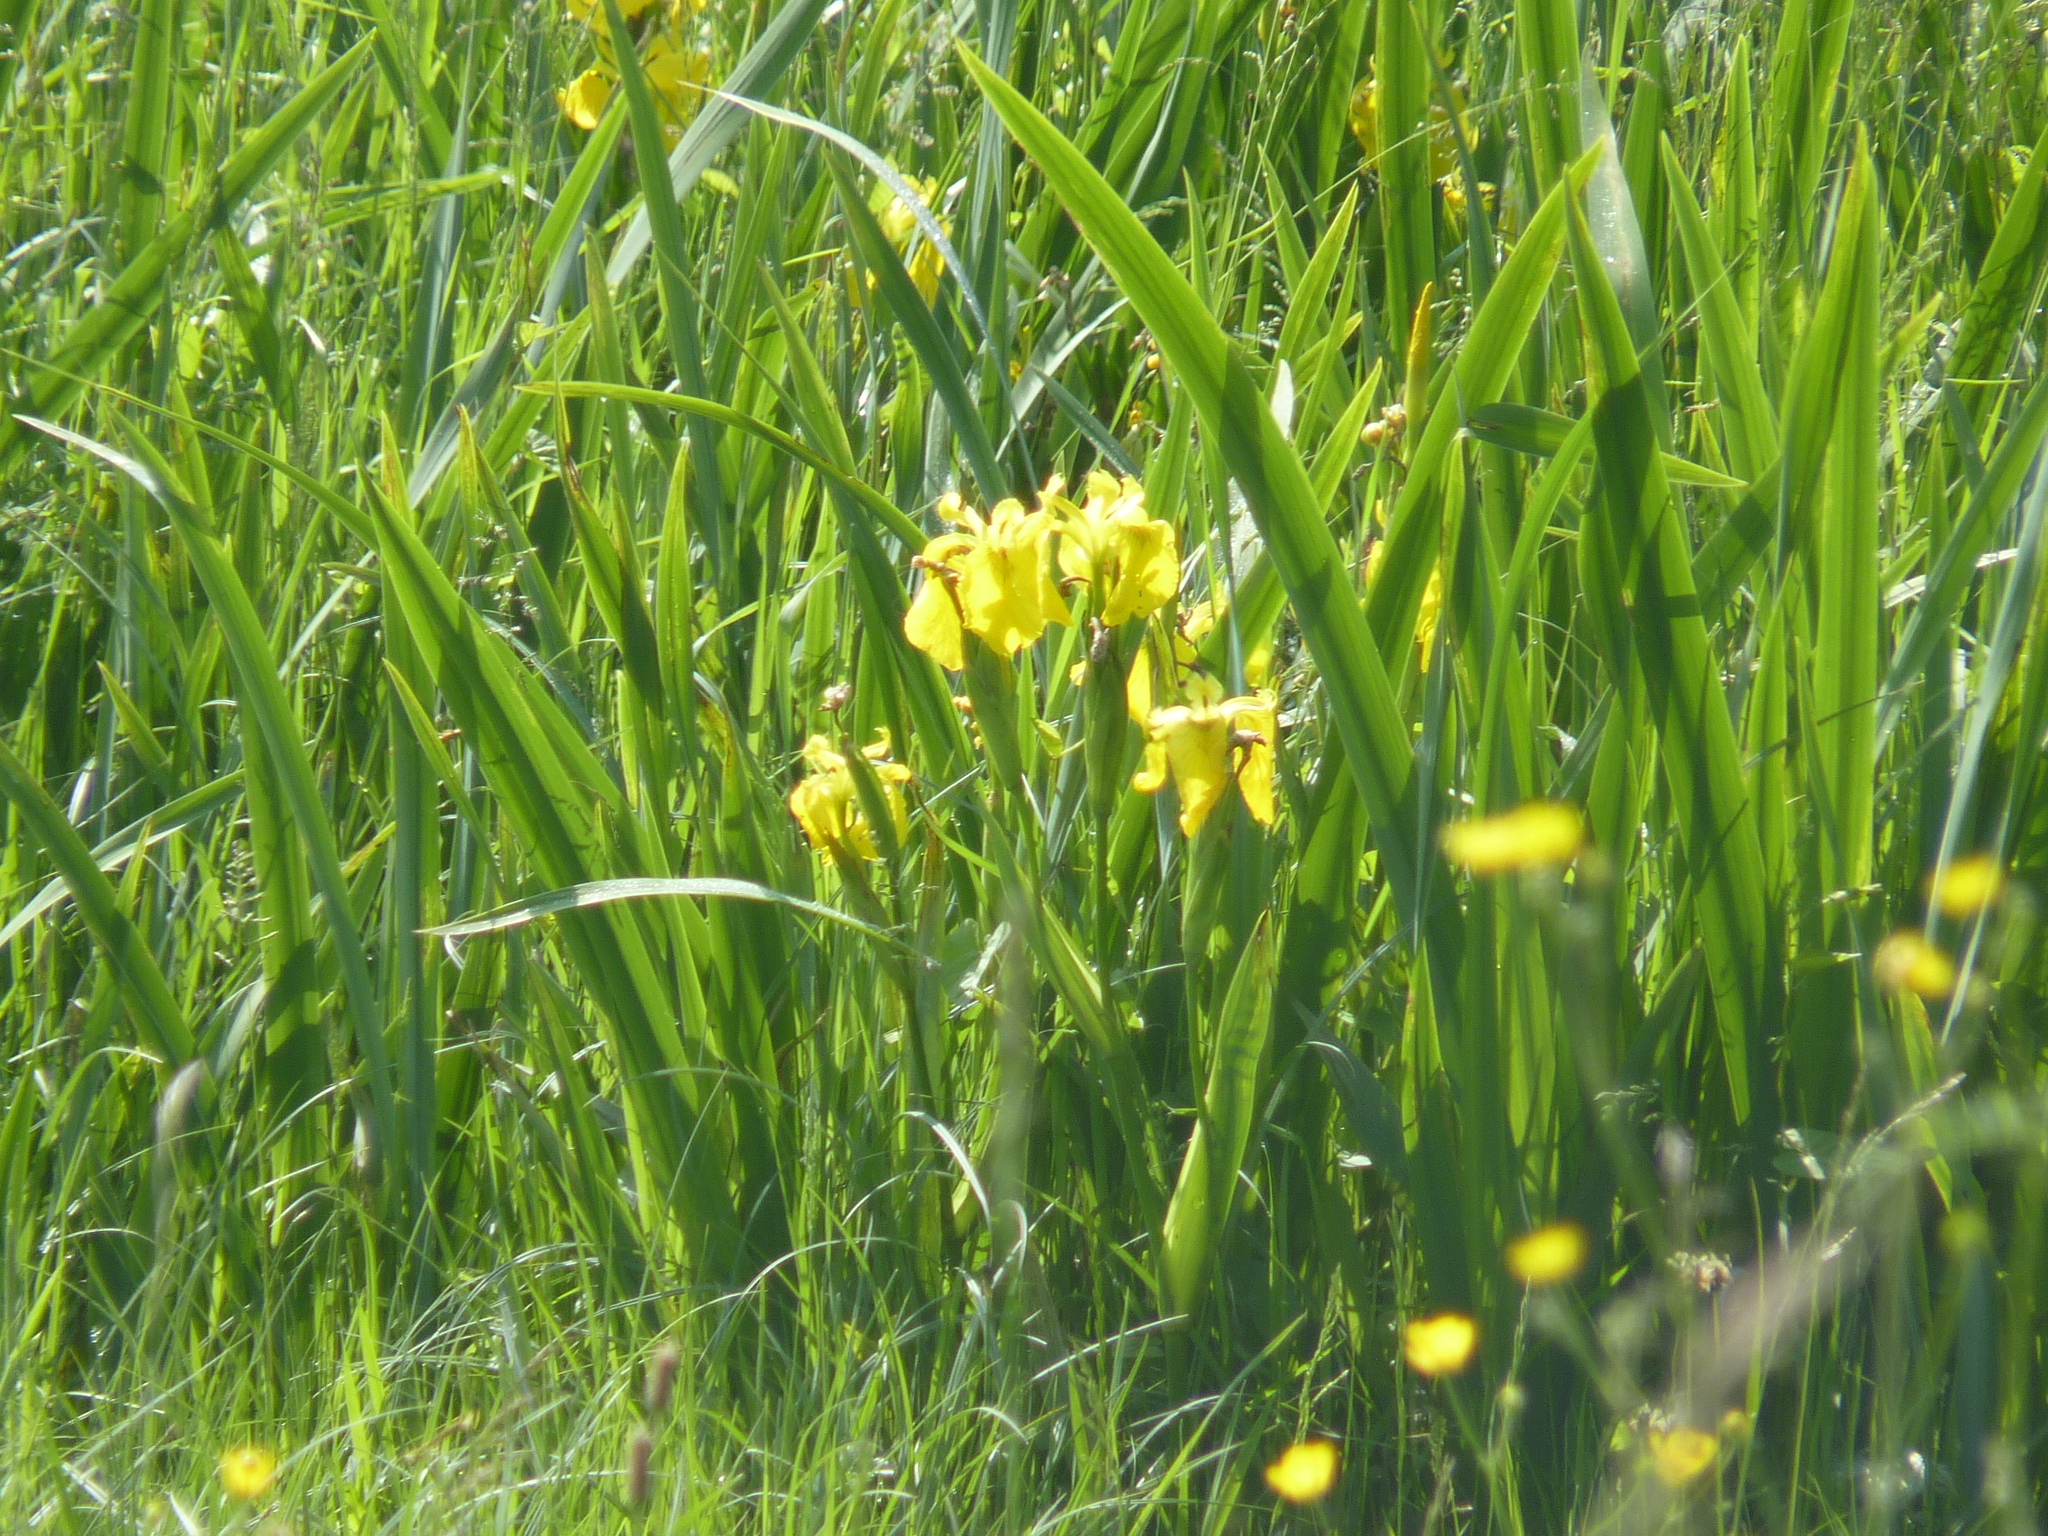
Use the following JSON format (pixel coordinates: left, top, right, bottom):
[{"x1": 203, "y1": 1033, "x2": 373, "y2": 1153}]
[
  {"x1": 1263, "y1": 1438, "x2": 1340, "y2": 1504},
  {"x1": 1440, "y1": 800, "x2": 1585, "y2": 874},
  {"x1": 1402, "y1": 1312, "x2": 1478, "y2": 1377},
  {"x1": 218, "y1": 1444, "x2": 279, "y2": 1502}
]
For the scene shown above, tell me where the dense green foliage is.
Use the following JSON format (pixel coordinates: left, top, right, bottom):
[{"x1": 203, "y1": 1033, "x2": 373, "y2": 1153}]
[{"x1": 4, "y1": 0, "x2": 2048, "y2": 1526}]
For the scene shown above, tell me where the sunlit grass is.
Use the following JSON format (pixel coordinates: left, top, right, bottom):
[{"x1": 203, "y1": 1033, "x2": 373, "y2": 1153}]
[{"x1": 1, "y1": 0, "x2": 2045, "y2": 1529}]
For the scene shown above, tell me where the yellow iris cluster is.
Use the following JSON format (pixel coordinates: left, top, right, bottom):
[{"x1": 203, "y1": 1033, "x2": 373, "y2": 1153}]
[
  {"x1": 558, "y1": 0, "x2": 710, "y2": 136},
  {"x1": 904, "y1": 472, "x2": 1178, "y2": 667},
  {"x1": 787, "y1": 732, "x2": 912, "y2": 860}
]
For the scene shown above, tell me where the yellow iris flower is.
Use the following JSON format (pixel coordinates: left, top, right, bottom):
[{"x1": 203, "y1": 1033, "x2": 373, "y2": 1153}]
[
  {"x1": 557, "y1": 19, "x2": 708, "y2": 135},
  {"x1": 787, "y1": 732, "x2": 912, "y2": 859},
  {"x1": 644, "y1": 34, "x2": 710, "y2": 128},
  {"x1": 1053, "y1": 471, "x2": 1179, "y2": 626},
  {"x1": 903, "y1": 491, "x2": 1069, "y2": 669},
  {"x1": 1347, "y1": 74, "x2": 1469, "y2": 179},
  {"x1": 1132, "y1": 676, "x2": 1277, "y2": 836},
  {"x1": 875, "y1": 175, "x2": 950, "y2": 303}
]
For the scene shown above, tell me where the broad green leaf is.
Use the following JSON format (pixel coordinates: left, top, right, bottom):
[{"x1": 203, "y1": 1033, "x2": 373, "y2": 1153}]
[
  {"x1": 1663, "y1": 136, "x2": 1778, "y2": 482},
  {"x1": 0, "y1": 736, "x2": 193, "y2": 1064},
  {"x1": 1160, "y1": 918, "x2": 1274, "y2": 1320},
  {"x1": 1810, "y1": 141, "x2": 1882, "y2": 898},
  {"x1": 1365, "y1": 147, "x2": 1598, "y2": 671},
  {"x1": 1566, "y1": 188, "x2": 1768, "y2": 1123}
]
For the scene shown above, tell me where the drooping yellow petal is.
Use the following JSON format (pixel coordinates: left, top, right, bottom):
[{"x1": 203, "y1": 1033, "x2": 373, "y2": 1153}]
[
  {"x1": 1263, "y1": 1439, "x2": 1340, "y2": 1504},
  {"x1": 903, "y1": 533, "x2": 976, "y2": 670},
  {"x1": 1151, "y1": 704, "x2": 1231, "y2": 835},
  {"x1": 1440, "y1": 800, "x2": 1584, "y2": 874},
  {"x1": 956, "y1": 544, "x2": 1043, "y2": 654},
  {"x1": 904, "y1": 574, "x2": 966, "y2": 670},
  {"x1": 1223, "y1": 693, "x2": 1277, "y2": 828},
  {"x1": 1402, "y1": 1313, "x2": 1478, "y2": 1377},
  {"x1": 1132, "y1": 739, "x2": 1169, "y2": 794},
  {"x1": 1101, "y1": 517, "x2": 1179, "y2": 625},
  {"x1": 957, "y1": 506, "x2": 1062, "y2": 653},
  {"x1": 1646, "y1": 1426, "x2": 1719, "y2": 1487},
  {"x1": 557, "y1": 69, "x2": 614, "y2": 129},
  {"x1": 644, "y1": 34, "x2": 709, "y2": 126},
  {"x1": 907, "y1": 236, "x2": 946, "y2": 303},
  {"x1": 1504, "y1": 1221, "x2": 1590, "y2": 1286},
  {"x1": 1927, "y1": 854, "x2": 2005, "y2": 918},
  {"x1": 1873, "y1": 931, "x2": 1955, "y2": 998},
  {"x1": 1125, "y1": 648, "x2": 1154, "y2": 723}
]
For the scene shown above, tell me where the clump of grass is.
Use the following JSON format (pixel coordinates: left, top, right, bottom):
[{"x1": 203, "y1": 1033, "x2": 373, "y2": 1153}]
[{"x1": 2, "y1": 0, "x2": 2046, "y2": 1529}]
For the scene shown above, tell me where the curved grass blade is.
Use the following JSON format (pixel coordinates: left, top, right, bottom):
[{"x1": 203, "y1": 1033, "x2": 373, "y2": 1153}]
[
  {"x1": 424, "y1": 875, "x2": 908, "y2": 952},
  {"x1": 0, "y1": 737, "x2": 194, "y2": 1065}
]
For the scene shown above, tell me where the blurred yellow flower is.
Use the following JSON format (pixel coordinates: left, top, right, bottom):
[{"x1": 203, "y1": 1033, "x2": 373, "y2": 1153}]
[
  {"x1": 1414, "y1": 565, "x2": 1444, "y2": 669},
  {"x1": 1873, "y1": 931, "x2": 1955, "y2": 998},
  {"x1": 1053, "y1": 471, "x2": 1179, "y2": 627},
  {"x1": 1263, "y1": 1438, "x2": 1340, "y2": 1504},
  {"x1": 875, "y1": 174, "x2": 950, "y2": 302},
  {"x1": 1440, "y1": 800, "x2": 1584, "y2": 874},
  {"x1": 1346, "y1": 74, "x2": 1467, "y2": 178},
  {"x1": 1402, "y1": 1312, "x2": 1478, "y2": 1377},
  {"x1": 1360, "y1": 542, "x2": 1443, "y2": 667},
  {"x1": 557, "y1": 68, "x2": 613, "y2": 129},
  {"x1": 787, "y1": 732, "x2": 912, "y2": 859},
  {"x1": 644, "y1": 34, "x2": 710, "y2": 128},
  {"x1": 1928, "y1": 854, "x2": 2004, "y2": 918},
  {"x1": 566, "y1": 0, "x2": 654, "y2": 23},
  {"x1": 903, "y1": 491, "x2": 1068, "y2": 669},
  {"x1": 1647, "y1": 1426, "x2": 1718, "y2": 1487},
  {"x1": 1133, "y1": 678, "x2": 1277, "y2": 836},
  {"x1": 218, "y1": 1445, "x2": 278, "y2": 1502},
  {"x1": 1718, "y1": 1407, "x2": 1752, "y2": 1442},
  {"x1": 1504, "y1": 1221, "x2": 1589, "y2": 1286}
]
